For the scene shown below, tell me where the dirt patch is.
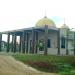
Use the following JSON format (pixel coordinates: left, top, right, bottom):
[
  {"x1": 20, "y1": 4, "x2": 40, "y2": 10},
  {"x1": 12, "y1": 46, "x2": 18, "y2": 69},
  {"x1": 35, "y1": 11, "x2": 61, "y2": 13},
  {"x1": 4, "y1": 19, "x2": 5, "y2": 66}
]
[{"x1": 0, "y1": 55, "x2": 58, "y2": 75}]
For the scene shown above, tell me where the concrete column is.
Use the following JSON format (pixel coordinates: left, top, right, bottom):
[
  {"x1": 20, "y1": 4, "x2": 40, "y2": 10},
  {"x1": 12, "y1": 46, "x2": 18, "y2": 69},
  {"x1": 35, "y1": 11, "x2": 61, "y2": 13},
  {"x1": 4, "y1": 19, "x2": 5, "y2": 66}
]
[
  {"x1": 11, "y1": 34, "x2": 14, "y2": 52},
  {"x1": 7, "y1": 33, "x2": 10, "y2": 52},
  {"x1": 66, "y1": 29, "x2": 69, "y2": 55},
  {"x1": 0, "y1": 33, "x2": 2, "y2": 52},
  {"x1": 32, "y1": 28, "x2": 35, "y2": 54},
  {"x1": 22, "y1": 31, "x2": 25, "y2": 53},
  {"x1": 26, "y1": 33, "x2": 29, "y2": 53},
  {"x1": 19, "y1": 35, "x2": 22, "y2": 53},
  {"x1": 74, "y1": 32, "x2": 75, "y2": 55},
  {"x1": 13, "y1": 33, "x2": 16, "y2": 53},
  {"x1": 35, "y1": 32, "x2": 38, "y2": 54},
  {"x1": 44, "y1": 25, "x2": 48, "y2": 55},
  {"x1": 57, "y1": 28, "x2": 60, "y2": 55}
]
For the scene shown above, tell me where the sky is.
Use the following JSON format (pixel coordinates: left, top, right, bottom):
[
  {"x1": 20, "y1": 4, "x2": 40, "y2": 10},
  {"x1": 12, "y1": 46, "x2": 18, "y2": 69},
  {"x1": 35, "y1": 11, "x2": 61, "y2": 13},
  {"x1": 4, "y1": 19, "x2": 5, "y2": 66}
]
[{"x1": 0, "y1": 0, "x2": 75, "y2": 41}]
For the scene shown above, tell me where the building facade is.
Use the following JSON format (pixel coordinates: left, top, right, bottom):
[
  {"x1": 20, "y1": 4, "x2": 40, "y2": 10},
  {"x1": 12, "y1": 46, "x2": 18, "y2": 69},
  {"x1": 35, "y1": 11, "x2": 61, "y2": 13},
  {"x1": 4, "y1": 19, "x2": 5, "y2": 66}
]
[{"x1": 0, "y1": 16, "x2": 75, "y2": 55}]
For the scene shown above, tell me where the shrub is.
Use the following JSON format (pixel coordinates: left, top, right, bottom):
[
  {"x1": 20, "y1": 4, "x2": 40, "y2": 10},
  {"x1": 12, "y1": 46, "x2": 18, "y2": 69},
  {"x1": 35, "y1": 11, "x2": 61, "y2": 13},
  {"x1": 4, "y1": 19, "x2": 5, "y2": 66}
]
[
  {"x1": 25, "y1": 61, "x2": 57, "y2": 73},
  {"x1": 57, "y1": 63, "x2": 72, "y2": 72},
  {"x1": 70, "y1": 61, "x2": 75, "y2": 68},
  {"x1": 60, "y1": 72, "x2": 70, "y2": 75},
  {"x1": 60, "y1": 71, "x2": 75, "y2": 75},
  {"x1": 26, "y1": 61, "x2": 72, "y2": 73}
]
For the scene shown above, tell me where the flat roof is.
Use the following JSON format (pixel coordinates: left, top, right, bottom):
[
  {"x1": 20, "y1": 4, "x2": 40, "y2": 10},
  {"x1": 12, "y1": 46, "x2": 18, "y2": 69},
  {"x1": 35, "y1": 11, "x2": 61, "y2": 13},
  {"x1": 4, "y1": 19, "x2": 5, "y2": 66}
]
[{"x1": 0, "y1": 26, "x2": 59, "y2": 34}]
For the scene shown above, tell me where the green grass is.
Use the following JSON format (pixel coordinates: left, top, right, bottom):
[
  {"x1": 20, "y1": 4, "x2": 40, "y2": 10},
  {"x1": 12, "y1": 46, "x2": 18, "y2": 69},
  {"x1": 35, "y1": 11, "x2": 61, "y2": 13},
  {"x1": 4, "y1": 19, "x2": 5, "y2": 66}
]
[
  {"x1": 12, "y1": 54, "x2": 75, "y2": 64},
  {"x1": 12, "y1": 54, "x2": 75, "y2": 73}
]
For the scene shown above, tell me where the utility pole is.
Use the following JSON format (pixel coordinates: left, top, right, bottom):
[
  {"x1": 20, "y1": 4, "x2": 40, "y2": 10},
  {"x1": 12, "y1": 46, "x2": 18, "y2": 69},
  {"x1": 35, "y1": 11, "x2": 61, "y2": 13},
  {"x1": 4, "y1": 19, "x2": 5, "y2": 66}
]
[{"x1": 74, "y1": 32, "x2": 75, "y2": 55}]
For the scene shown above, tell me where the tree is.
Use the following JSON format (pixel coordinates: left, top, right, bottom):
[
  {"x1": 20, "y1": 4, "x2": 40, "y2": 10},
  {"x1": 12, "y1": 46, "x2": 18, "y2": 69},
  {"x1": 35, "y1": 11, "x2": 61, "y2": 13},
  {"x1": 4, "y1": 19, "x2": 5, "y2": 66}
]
[{"x1": 37, "y1": 39, "x2": 44, "y2": 51}]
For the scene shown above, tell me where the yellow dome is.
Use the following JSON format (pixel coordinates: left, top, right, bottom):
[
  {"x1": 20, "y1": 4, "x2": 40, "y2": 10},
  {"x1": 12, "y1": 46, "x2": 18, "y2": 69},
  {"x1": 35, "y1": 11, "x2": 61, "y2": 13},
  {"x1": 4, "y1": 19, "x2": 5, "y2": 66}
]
[
  {"x1": 36, "y1": 17, "x2": 56, "y2": 28},
  {"x1": 61, "y1": 24, "x2": 69, "y2": 29}
]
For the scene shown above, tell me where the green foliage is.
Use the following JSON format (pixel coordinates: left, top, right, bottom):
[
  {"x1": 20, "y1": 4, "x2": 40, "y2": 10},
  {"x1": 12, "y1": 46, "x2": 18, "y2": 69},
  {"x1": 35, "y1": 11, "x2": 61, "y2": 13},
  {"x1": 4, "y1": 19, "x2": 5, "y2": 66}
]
[
  {"x1": 60, "y1": 71, "x2": 75, "y2": 75},
  {"x1": 12, "y1": 54, "x2": 75, "y2": 73},
  {"x1": 60, "y1": 72, "x2": 70, "y2": 75},
  {"x1": 26, "y1": 61, "x2": 57, "y2": 72},
  {"x1": 57, "y1": 63, "x2": 72, "y2": 72},
  {"x1": 37, "y1": 39, "x2": 44, "y2": 51},
  {"x1": 13, "y1": 54, "x2": 75, "y2": 64}
]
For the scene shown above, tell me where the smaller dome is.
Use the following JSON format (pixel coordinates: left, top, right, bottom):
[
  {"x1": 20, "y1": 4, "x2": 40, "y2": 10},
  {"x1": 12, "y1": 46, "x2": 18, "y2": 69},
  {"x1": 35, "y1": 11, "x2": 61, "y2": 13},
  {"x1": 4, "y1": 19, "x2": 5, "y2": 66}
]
[
  {"x1": 61, "y1": 24, "x2": 69, "y2": 29},
  {"x1": 36, "y1": 17, "x2": 56, "y2": 28}
]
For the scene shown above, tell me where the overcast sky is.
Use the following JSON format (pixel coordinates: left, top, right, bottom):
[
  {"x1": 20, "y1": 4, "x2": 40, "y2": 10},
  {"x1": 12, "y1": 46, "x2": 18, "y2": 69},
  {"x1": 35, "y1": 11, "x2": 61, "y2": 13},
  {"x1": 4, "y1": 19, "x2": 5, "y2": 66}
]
[{"x1": 0, "y1": 0, "x2": 75, "y2": 32}]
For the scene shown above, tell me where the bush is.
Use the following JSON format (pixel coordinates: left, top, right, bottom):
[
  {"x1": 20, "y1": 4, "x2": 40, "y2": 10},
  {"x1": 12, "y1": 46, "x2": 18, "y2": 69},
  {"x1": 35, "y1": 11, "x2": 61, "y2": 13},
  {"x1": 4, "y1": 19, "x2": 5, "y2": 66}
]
[
  {"x1": 25, "y1": 61, "x2": 57, "y2": 73},
  {"x1": 60, "y1": 71, "x2": 75, "y2": 75},
  {"x1": 71, "y1": 61, "x2": 75, "y2": 68},
  {"x1": 60, "y1": 72, "x2": 70, "y2": 75},
  {"x1": 57, "y1": 63, "x2": 72, "y2": 72}
]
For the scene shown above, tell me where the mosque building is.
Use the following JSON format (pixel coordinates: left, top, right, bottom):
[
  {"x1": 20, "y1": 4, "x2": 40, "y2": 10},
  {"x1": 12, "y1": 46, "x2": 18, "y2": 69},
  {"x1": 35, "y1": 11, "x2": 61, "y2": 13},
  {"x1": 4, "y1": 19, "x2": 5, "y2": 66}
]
[{"x1": 0, "y1": 16, "x2": 75, "y2": 55}]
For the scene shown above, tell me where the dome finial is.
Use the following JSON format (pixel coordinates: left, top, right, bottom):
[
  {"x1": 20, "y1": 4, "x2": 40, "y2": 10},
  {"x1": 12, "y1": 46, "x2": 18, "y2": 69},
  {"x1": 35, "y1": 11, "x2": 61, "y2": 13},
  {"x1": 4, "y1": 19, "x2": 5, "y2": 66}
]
[
  {"x1": 63, "y1": 18, "x2": 66, "y2": 26},
  {"x1": 44, "y1": 10, "x2": 47, "y2": 18},
  {"x1": 64, "y1": 18, "x2": 66, "y2": 25},
  {"x1": 61, "y1": 18, "x2": 69, "y2": 29}
]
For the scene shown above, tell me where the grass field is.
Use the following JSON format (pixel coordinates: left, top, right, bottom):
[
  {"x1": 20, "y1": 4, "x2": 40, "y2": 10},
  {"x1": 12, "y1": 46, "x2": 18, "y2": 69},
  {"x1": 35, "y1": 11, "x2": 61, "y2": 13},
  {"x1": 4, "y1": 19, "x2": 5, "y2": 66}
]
[
  {"x1": 12, "y1": 54, "x2": 75, "y2": 64},
  {"x1": 12, "y1": 54, "x2": 75, "y2": 73}
]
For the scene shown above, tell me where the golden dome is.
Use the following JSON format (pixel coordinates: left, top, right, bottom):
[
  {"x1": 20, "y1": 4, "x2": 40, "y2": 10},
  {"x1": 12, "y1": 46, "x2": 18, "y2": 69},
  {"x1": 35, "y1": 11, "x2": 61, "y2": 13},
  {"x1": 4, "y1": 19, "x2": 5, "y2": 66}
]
[
  {"x1": 36, "y1": 17, "x2": 56, "y2": 28},
  {"x1": 61, "y1": 24, "x2": 69, "y2": 29}
]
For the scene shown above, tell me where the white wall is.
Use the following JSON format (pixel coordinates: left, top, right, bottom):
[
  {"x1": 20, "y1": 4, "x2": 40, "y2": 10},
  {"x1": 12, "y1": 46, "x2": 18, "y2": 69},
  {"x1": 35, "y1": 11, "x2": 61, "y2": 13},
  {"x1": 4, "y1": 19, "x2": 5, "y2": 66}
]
[
  {"x1": 60, "y1": 29, "x2": 74, "y2": 55},
  {"x1": 27, "y1": 29, "x2": 74, "y2": 55},
  {"x1": 37, "y1": 30, "x2": 58, "y2": 55},
  {"x1": 68, "y1": 40, "x2": 74, "y2": 55}
]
